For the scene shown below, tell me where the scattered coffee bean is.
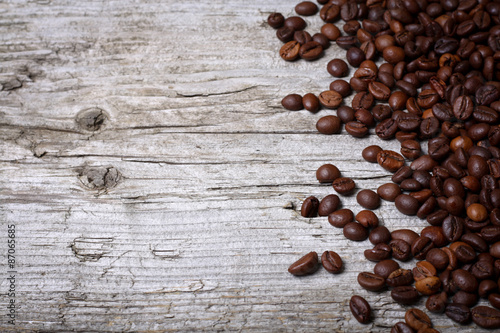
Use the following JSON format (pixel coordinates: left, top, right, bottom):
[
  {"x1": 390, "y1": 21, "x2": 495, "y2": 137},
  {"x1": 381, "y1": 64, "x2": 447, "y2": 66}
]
[
  {"x1": 288, "y1": 251, "x2": 319, "y2": 276},
  {"x1": 321, "y1": 250, "x2": 342, "y2": 274},
  {"x1": 350, "y1": 295, "x2": 371, "y2": 324}
]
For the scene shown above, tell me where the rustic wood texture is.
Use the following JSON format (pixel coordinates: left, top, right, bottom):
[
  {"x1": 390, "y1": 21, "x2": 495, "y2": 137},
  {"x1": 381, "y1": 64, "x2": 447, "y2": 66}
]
[{"x1": 0, "y1": 1, "x2": 492, "y2": 332}]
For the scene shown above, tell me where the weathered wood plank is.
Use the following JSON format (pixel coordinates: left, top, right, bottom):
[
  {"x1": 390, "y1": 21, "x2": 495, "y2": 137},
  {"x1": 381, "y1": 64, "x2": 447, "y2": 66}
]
[{"x1": 0, "y1": 1, "x2": 494, "y2": 332}]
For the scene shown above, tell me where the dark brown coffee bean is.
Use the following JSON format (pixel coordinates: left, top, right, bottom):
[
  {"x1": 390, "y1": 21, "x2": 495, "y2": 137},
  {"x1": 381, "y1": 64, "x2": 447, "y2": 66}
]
[
  {"x1": 387, "y1": 268, "x2": 414, "y2": 287},
  {"x1": 277, "y1": 26, "x2": 295, "y2": 43},
  {"x1": 392, "y1": 229, "x2": 419, "y2": 246},
  {"x1": 453, "y1": 290, "x2": 478, "y2": 308},
  {"x1": 350, "y1": 295, "x2": 371, "y2": 324},
  {"x1": 479, "y1": 280, "x2": 498, "y2": 298},
  {"x1": 426, "y1": 291, "x2": 448, "y2": 313},
  {"x1": 344, "y1": 222, "x2": 368, "y2": 241},
  {"x1": 299, "y1": 41, "x2": 323, "y2": 60},
  {"x1": 374, "y1": 259, "x2": 400, "y2": 280},
  {"x1": 328, "y1": 208, "x2": 354, "y2": 228},
  {"x1": 421, "y1": 226, "x2": 448, "y2": 248},
  {"x1": 415, "y1": 276, "x2": 442, "y2": 295},
  {"x1": 295, "y1": 1, "x2": 318, "y2": 16},
  {"x1": 316, "y1": 164, "x2": 340, "y2": 183},
  {"x1": 442, "y1": 216, "x2": 465, "y2": 243},
  {"x1": 332, "y1": 177, "x2": 355, "y2": 195},
  {"x1": 451, "y1": 241, "x2": 477, "y2": 264},
  {"x1": 316, "y1": 115, "x2": 341, "y2": 134},
  {"x1": 364, "y1": 243, "x2": 392, "y2": 262},
  {"x1": 320, "y1": 23, "x2": 340, "y2": 41},
  {"x1": 318, "y1": 90, "x2": 343, "y2": 109},
  {"x1": 362, "y1": 145, "x2": 382, "y2": 163},
  {"x1": 411, "y1": 155, "x2": 439, "y2": 172},
  {"x1": 378, "y1": 150, "x2": 405, "y2": 173},
  {"x1": 327, "y1": 59, "x2": 349, "y2": 77},
  {"x1": 369, "y1": 225, "x2": 391, "y2": 245},
  {"x1": 395, "y1": 194, "x2": 420, "y2": 216},
  {"x1": 267, "y1": 13, "x2": 284, "y2": 29},
  {"x1": 391, "y1": 286, "x2": 420, "y2": 305},
  {"x1": 401, "y1": 140, "x2": 421, "y2": 160},
  {"x1": 412, "y1": 236, "x2": 435, "y2": 260},
  {"x1": 357, "y1": 271, "x2": 386, "y2": 291},
  {"x1": 301, "y1": 196, "x2": 319, "y2": 217},
  {"x1": 405, "y1": 308, "x2": 432, "y2": 331},
  {"x1": 390, "y1": 239, "x2": 412, "y2": 261},
  {"x1": 320, "y1": 3, "x2": 340, "y2": 23},
  {"x1": 284, "y1": 16, "x2": 306, "y2": 31},
  {"x1": 329, "y1": 79, "x2": 351, "y2": 97},
  {"x1": 321, "y1": 250, "x2": 342, "y2": 274},
  {"x1": 281, "y1": 94, "x2": 303, "y2": 111},
  {"x1": 318, "y1": 194, "x2": 340, "y2": 216},
  {"x1": 472, "y1": 306, "x2": 500, "y2": 329},
  {"x1": 345, "y1": 121, "x2": 368, "y2": 137},
  {"x1": 453, "y1": 95, "x2": 474, "y2": 121},
  {"x1": 346, "y1": 47, "x2": 366, "y2": 67},
  {"x1": 294, "y1": 30, "x2": 312, "y2": 45},
  {"x1": 288, "y1": 251, "x2": 319, "y2": 276},
  {"x1": 489, "y1": 293, "x2": 500, "y2": 309},
  {"x1": 368, "y1": 81, "x2": 391, "y2": 101},
  {"x1": 391, "y1": 322, "x2": 414, "y2": 333},
  {"x1": 376, "y1": 118, "x2": 399, "y2": 140},
  {"x1": 426, "y1": 248, "x2": 449, "y2": 271},
  {"x1": 452, "y1": 268, "x2": 478, "y2": 293},
  {"x1": 355, "y1": 210, "x2": 379, "y2": 229},
  {"x1": 446, "y1": 303, "x2": 472, "y2": 324},
  {"x1": 356, "y1": 189, "x2": 380, "y2": 210}
]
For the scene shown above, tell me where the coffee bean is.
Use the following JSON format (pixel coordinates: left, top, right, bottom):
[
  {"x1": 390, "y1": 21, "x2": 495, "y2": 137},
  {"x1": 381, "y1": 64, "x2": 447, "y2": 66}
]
[
  {"x1": 316, "y1": 115, "x2": 341, "y2": 134},
  {"x1": 391, "y1": 322, "x2": 414, "y2": 333},
  {"x1": 405, "y1": 308, "x2": 432, "y2": 331},
  {"x1": 295, "y1": 1, "x2": 318, "y2": 16},
  {"x1": 267, "y1": 13, "x2": 285, "y2": 29},
  {"x1": 356, "y1": 210, "x2": 379, "y2": 229},
  {"x1": 411, "y1": 236, "x2": 435, "y2": 260},
  {"x1": 316, "y1": 163, "x2": 341, "y2": 183},
  {"x1": 318, "y1": 90, "x2": 343, "y2": 109},
  {"x1": 321, "y1": 250, "x2": 342, "y2": 274},
  {"x1": 332, "y1": 177, "x2": 355, "y2": 195},
  {"x1": 415, "y1": 276, "x2": 442, "y2": 295},
  {"x1": 364, "y1": 243, "x2": 392, "y2": 262},
  {"x1": 329, "y1": 79, "x2": 351, "y2": 97},
  {"x1": 391, "y1": 286, "x2": 420, "y2": 305},
  {"x1": 426, "y1": 248, "x2": 449, "y2": 271},
  {"x1": 453, "y1": 290, "x2": 478, "y2": 308},
  {"x1": 391, "y1": 229, "x2": 419, "y2": 246},
  {"x1": 357, "y1": 271, "x2": 386, "y2": 291},
  {"x1": 320, "y1": 3, "x2": 340, "y2": 23},
  {"x1": 362, "y1": 145, "x2": 382, "y2": 163},
  {"x1": 377, "y1": 150, "x2": 405, "y2": 172},
  {"x1": 301, "y1": 196, "x2": 319, "y2": 217},
  {"x1": 318, "y1": 194, "x2": 340, "y2": 216},
  {"x1": 343, "y1": 222, "x2": 368, "y2": 241},
  {"x1": 345, "y1": 121, "x2": 368, "y2": 137},
  {"x1": 413, "y1": 261, "x2": 437, "y2": 282},
  {"x1": 426, "y1": 291, "x2": 448, "y2": 313},
  {"x1": 281, "y1": 94, "x2": 303, "y2": 111},
  {"x1": 369, "y1": 225, "x2": 391, "y2": 245},
  {"x1": 395, "y1": 194, "x2": 420, "y2": 216},
  {"x1": 446, "y1": 303, "x2": 472, "y2": 324},
  {"x1": 288, "y1": 251, "x2": 319, "y2": 276},
  {"x1": 328, "y1": 208, "x2": 354, "y2": 228},
  {"x1": 284, "y1": 16, "x2": 306, "y2": 31},
  {"x1": 280, "y1": 41, "x2": 301, "y2": 61},
  {"x1": 327, "y1": 59, "x2": 349, "y2": 77},
  {"x1": 377, "y1": 183, "x2": 401, "y2": 202},
  {"x1": 356, "y1": 189, "x2": 380, "y2": 210},
  {"x1": 374, "y1": 259, "x2": 400, "y2": 279},
  {"x1": 389, "y1": 239, "x2": 412, "y2": 261},
  {"x1": 321, "y1": 23, "x2": 340, "y2": 41},
  {"x1": 472, "y1": 306, "x2": 500, "y2": 329},
  {"x1": 350, "y1": 295, "x2": 371, "y2": 324},
  {"x1": 387, "y1": 268, "x2": 414, "y2": 287},
  {"x1": 302, "y1": 93, "x2": 320, "y2": 113}
]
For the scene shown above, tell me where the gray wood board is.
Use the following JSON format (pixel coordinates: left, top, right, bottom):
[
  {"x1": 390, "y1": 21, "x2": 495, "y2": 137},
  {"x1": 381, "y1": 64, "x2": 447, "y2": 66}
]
[{"x1": 0, "y1": 1, "x2": 491, "y2": 332}]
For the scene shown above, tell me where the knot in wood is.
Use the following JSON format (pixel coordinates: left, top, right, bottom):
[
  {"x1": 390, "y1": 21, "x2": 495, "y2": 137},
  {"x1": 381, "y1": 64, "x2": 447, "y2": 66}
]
[
  {"x1": 75, "y1": 107, "x2": 108, "y2": 132},
  {"x1": 77, "y1": 166, "x2": 121, "y2": 191}
]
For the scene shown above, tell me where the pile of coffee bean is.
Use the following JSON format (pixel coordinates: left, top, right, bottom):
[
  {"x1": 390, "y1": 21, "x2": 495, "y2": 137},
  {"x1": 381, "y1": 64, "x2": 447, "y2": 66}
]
[{"x1": 268, "y1": 0, "x2": 500, "y2": 330}]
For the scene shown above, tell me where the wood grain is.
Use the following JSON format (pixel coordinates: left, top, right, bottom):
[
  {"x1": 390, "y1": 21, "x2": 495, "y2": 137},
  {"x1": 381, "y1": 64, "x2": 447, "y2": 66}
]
[{"x1": 0, "y1": 1, "x2": 493, "y2": 332}]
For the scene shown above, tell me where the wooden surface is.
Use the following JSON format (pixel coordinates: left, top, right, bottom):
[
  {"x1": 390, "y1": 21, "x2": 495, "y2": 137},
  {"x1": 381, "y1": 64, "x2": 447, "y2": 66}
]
[{"x1": 0, "y1": 1, "x2": 492, "y2": 332}]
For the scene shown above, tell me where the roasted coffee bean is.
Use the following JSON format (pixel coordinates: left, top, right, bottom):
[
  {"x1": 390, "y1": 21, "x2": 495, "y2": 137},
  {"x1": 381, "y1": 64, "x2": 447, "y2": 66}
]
[
  {"x1": 405, "y1": 308, "x2": 432, "y2": 331},
  {"x1": 320, "y1": 2, "x2": 340, "y2": 23},
  {"x1": 344, "y1": 222, "x2": 369, "y2": 241},
  {"x1": 451, "y1": 241, "x2": 476, "y2": 264},
  {"x1": 364, "y1": 243, "x2": 392, "y2": 262},
  {"x1": 391, "y1": 229, "x2": 419, "y2": 246},
  {"x1": 267, "y1": 13, "x2": 285, "y2": 29},
  {"x1": 378, "y1": 150, "x2": 405, "y2": 172},
  {"x1": 288, "y1": 251, "x2": 319, "y2": 276},
  {"x1": 362, "y1": 145, "x2": 382, "y2": 163},
  {"x1": 369, "y1": 225, "x2": 391, "y2": 245},
  {"x1": 301, "y1": 196, "x2": 319, "y2": 217},
  {"x1": 352, "y1": 91, "x2": 374, "y2": 110},
  {"x1": 318, "y1": 90, "x2": 343, "y2": 109},
  {"x1": 390, "y1": 239, "x2": 412, "y2": 261},
  {"x1": 377, "y1": 183, "x2": 401, "y2": 202},
  {"x1": 345, "y1": 121, "x2": 369, "y2": 137},
  {"x1": 294, "y1": 30, "x2": 312, "y2": 45},
  {"x1": 401, "y1": 140, "x2": 421, "y2": 160},
  {"x1": 321, "y1": 250, "x2": 342, "y2": 274},
  {"x1": 442, "y1": 216, "x2": 465, "y2": 243},
  {"x1": 391, "y1": 322, "x2": 414, "y2": 333},
  {"x1": 337, "y1": 105, "x2": 355, "y2": 123},
  {"x1": 295, "y1": 1, "x2": 318, "y2": 16},
  {"x1": 395, "y1": 194, "x2": 420, "y2": 216},
  {"x1": 426, "y1": 248, "x2": 449, "y2": 271},
  {"x1": 368, "y1": 81, "x2": 391, "y2": 100},
  {"x1": 329, "y1": 79, "x2": 351, "y2": 97},
  {"x1": 391, "y1": 286, "x2": 420, "y2": 305},
  {"x1": 312, "y1": 33, "x2": 330, "y2": 49},
  {"x1": 356, "y1": 189, "x2": 380, "y2": 210},
  {"x1": 413, "y1": 261, "x2": 437, "y2": 281},
  {"x1": 350, "y1": 295, "x2": 371, "y2": 324},
  {"x1": 452, "y1": 269, "x2": 478, "y2": 293},
  {"x1": 446, "y1": 303, "x2": 472, "y2": 324},
  {"x1": 426, "y1": 292, "x2": 448, "y2": 313},
  {"x1": 489, "y1": 293, "x2": 500, "y2": 309},
  {"x1": 318, "y1": 194, "x2": 340, "y2": 216},
  {"x1": 328, "y1": 208, "x2": 354, "y2": 228},
  {"x1": 302, "y1": 93, "x2": 320, "y2": 113},
  {"x1": 276, "y1": 26, "x2": 295, "y2": 43},
  {"x1": 316, "y1": 115, "x2": 341, "y2": 134},
  {"x1": 479, "y1": 280, "x2": 498, "y2": 298},
  {"x1": 357, "y1": 271, "x2": 386, "y2": 291},
  {"x1": 453, "y1": 290, "x2": 478, "y2": 308},
  {"x1": 281, "y1": 94, "x2": 303, "y2": 110},
  {"x1": 299, "y1": 41, "x2": 323, "y2": 60},
  {"x1": 316, "y1": 164, "x2": 341, "y2": 183},
  {"x1": 374, "y1": 259, "x2": 400, "y2": 280},
  {"x1": 387, "y1": 268, "x2": 414, "y2": 287},
  {"x1": 415, "y1": 276, "x2": 442, "y2": 295},
  {"x1": 376, "y1": 118, "x2": 399, "y2": 139},
  {"x1": 472, "y1": 306, "x2": 500, "y2": 329},
  {"x1": 284, "y1": 16, "x2": 306, "y2": 31},
  {"x1": 333, "y1": 177, "x2": 356, "y2": 195},
  {"x1": 421, "y1": 226, "x2": 448, "y2": 248},
  {"x1": 327, "y1": 59, "x2": 349, "y2": 77},
  {"x1": 356, "y1": 210, "x2": 379, "y2": 228},
  {"x1": 280, "y1": 41, "x2": 301, "y2": 61},
  {"x1": 411, "y1": 236, "x2": 435, "y2": 260}
]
